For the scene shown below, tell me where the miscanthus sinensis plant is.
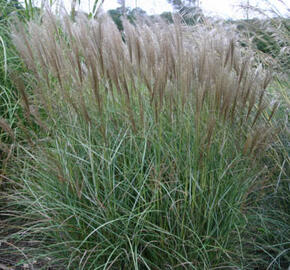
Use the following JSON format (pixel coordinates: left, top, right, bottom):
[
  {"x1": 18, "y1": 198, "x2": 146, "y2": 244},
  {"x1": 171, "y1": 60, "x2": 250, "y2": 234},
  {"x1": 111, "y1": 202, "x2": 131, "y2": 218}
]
[{"x1": 1, "y1": 11, "x2": 280, "y2": 269}]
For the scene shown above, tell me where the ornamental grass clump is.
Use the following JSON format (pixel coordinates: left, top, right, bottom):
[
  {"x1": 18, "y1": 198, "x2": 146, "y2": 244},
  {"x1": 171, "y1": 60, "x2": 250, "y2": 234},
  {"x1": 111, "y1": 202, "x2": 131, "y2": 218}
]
[{"x1": 2, "y1": 11, "x2": 280, "y2": 268}]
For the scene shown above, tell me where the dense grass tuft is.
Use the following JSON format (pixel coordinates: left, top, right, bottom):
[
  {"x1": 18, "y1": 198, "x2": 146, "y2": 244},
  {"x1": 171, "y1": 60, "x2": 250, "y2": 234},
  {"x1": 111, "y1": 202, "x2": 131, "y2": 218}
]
[{"x1": 0, "y1": 10, "x2": 288, "y2": 269}]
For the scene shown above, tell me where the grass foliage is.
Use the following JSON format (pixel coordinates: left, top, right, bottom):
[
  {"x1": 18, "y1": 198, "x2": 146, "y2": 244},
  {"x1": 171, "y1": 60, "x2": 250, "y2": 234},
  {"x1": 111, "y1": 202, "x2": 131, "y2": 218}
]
[{"x1": 0, "y1": 6, "x2": 289, "y2": 270}]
